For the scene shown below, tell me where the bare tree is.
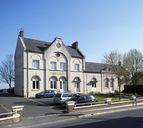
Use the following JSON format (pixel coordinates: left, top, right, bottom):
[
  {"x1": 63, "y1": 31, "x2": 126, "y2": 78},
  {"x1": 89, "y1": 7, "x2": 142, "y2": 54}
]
[
  {"x1": 0, "y1": 54, "x2": 14, "y2": 88},
  {"x1": 103, "y1": 51, "x2": 128, "y2": 99},
  {"x1": 123, "y1": 49, "x2": 143, "y2": 93}
]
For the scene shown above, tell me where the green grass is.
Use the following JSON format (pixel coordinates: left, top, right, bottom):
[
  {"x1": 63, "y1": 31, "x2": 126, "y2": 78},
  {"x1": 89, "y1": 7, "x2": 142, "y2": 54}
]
[{"x1": 94, "y1": 94, "x2": 129, "y2": 103}]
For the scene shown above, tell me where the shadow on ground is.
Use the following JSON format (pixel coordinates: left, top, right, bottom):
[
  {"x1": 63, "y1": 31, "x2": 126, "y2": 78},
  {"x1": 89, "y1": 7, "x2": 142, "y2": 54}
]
[{"x1": 63, "y1": 117, "x2": 143, "y2": 128}]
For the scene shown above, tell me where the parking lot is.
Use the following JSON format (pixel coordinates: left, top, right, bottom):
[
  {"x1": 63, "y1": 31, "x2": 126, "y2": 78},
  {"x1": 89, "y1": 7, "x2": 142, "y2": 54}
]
[{"x1": 0, "y1": 95, "x2": 66, "y2": 118}]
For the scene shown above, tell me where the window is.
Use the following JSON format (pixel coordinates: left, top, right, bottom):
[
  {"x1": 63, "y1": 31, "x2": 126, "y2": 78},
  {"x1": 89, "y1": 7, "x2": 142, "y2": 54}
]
[
  {"x1": 60, "y1": 62, "x2": 66, "y2": 71},
  {"x1": 60, "y1": 81, "x2": 62, "y2": 89},
  {"x1": 50, "y1": 77, "x2": 57, "y2": 89},
  {"x1": 50, "y1": 62, "x2": 57, "y2": 70},
  {"x1": 105, "y1": 78, "x2": 109, "y2": 88},
  {"x1": 92, "y1": 83, "x2": 96, "y2": 88},
  {"x1": 91, "y1": 78, "x2": 97, "y2": 88},
  {"x1": 110, "y1": 78, "x2": 114, "y2": 91},
  {"x1": 32, "y1": 76, "x2": 40, "y2": 89},
  {"x1": 74, "y1": 64, "x2": 80, "y2": 71},
  {"x1": 32, "y1": 60, "x2": 39, "y2": 69}
]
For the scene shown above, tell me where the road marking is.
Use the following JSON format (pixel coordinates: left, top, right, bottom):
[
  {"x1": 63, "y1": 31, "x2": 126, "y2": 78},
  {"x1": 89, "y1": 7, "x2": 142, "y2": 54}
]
[
  {"x1": 26, "y1": 99, "x2": 46, "y2": 105},
  {"x1": 0, "y1": 104, "x2": 11, "y2": 112}
]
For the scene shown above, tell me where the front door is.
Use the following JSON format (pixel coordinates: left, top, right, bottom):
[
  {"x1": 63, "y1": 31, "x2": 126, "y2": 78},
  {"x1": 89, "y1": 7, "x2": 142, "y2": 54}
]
[
  {"x1": 60, "y1": 80, "x2": 67, "y2": 92},
  {"x1": 74, "y1": 82, "x2": 80, "y2": 93}
]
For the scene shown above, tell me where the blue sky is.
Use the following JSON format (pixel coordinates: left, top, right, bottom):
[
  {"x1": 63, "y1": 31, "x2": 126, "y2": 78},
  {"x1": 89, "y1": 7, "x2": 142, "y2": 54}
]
[{"x1": 0, "y1": 0, "x2": 143, "y2": 88}]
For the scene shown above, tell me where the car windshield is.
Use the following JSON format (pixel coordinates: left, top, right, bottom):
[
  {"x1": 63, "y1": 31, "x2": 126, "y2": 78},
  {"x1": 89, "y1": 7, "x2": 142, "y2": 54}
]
[
  {"x1": 55, "y1": 93, "x2": 61, "y2": 97},
  {"x1": 63, "y1": 93, "x2": 73, "y2": 97},
  {"x1": 70, "y1": 95, "x2": 80, "y2": 100}
]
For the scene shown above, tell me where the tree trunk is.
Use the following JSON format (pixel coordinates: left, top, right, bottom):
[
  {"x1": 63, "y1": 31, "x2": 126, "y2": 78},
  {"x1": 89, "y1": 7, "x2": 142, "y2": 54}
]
[{"x1": 118, "y1": 77, "x2": 121, "y2": 101}]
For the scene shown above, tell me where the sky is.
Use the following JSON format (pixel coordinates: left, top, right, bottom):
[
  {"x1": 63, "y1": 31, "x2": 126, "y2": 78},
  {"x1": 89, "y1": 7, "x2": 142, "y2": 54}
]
[{"x1": 0, "y1": 0, "x2": 143, "y2": 88}]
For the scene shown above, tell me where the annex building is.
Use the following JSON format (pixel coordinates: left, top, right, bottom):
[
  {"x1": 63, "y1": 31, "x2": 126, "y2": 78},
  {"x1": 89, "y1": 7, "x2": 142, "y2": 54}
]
[{"x1": 15, "y1": 31, "x2": 118, "y2": 97}]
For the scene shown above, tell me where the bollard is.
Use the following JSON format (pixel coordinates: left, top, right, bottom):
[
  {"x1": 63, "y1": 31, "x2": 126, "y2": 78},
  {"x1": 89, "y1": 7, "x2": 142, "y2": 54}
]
[
  {"x1": 66, "y1": 101, "x2": 75, "y2": 113},
  {"x1": 105, "y1": 98, "x2": 112, "y2": 105},
  {"x1": 130, "y1": 95, "x2": 137, "y2": 106},
  {"x1": 12, "y1": 105, "x2": 24, "y2": 116},
  {"x1": 12, "y1": 113, "x2": 20, "y2": 123}
]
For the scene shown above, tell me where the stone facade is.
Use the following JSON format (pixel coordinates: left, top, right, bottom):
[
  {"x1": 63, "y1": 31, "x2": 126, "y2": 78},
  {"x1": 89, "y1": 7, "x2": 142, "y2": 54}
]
[{"x1": 15, "y1": 31, "x2": 119, "y2": 97}]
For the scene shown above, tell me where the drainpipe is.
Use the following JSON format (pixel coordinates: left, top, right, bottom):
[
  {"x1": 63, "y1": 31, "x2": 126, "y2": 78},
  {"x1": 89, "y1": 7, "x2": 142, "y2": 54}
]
[
  {"x1": 101, "y1": 70, "x2": 103, "y2": 93},
  {"x1": 26, "y1": 51, "x2": 29, "y2": 98}
]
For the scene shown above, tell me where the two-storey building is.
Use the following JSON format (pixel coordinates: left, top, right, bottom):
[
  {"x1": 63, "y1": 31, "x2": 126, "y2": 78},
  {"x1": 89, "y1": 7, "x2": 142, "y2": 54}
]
[{"x1": 15, "y1": 31, "x2": 118, "y2": 97}]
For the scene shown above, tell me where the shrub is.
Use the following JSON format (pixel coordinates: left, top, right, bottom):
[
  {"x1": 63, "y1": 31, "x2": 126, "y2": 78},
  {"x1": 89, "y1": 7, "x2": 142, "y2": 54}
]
[{"x1": 123, "y1": 85, "x2": 143, "y2": 95}]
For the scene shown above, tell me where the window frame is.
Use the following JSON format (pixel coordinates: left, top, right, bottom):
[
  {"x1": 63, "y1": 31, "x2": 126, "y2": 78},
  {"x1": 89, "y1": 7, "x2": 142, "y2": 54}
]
[
  {"x1": 32, "y1": 77, "x2": 40, "y2": 90},
  {"x1": 60, "y1": 62, "x2": 66, "y2": 71},
  {"x1": 74, "y1": 64, "x2": 80, "y2": 71},
  {"x1": 105, "y1": 78, "x2": 109, "y2": 88},
  {"x1": 50, "y1": 61, "x2": 57, "y2": 70},
  {"x1": 32, "y1": 60, "x2": 40, "y2": 69}
]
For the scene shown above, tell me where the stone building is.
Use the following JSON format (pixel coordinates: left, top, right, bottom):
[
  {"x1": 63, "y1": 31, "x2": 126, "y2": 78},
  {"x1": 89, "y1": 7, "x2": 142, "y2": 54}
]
[{"x1": 15, "y1": 31, "x2": 118, "y2": 97}]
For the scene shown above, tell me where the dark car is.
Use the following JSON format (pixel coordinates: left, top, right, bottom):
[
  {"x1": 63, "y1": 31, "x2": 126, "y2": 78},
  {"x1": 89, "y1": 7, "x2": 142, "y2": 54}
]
[
  {"x1": 64, "y1": 94, "x2": 96, "y2": 106},
  {"x1": 35, "y1": 89, "x2": 58, "y2": 98}
]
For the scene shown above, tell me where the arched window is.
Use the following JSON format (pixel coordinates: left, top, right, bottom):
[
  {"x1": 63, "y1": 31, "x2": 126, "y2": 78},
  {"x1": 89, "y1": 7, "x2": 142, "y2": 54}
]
[
  {"x1": 50, "y1": 77, "x2": 57, "y2": 89},
  {"x1": 105, "y1": 78, "x2": 109, "y2": 88},
  {"x1": 91, "y1": 78, "x2": 97, "y2": 88},
  {"x1": 110, "y1": 78, "x2": 114, "y2": 91},
  {"x1": 31, "y1": 76, "x2": 40, "y2": 89}
]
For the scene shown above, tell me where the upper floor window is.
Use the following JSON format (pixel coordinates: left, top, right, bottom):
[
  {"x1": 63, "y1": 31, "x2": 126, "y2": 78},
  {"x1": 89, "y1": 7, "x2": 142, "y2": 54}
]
[
  {"x1": 32, "y1": 60, "x2": 39, "y2": 69},
  {"x1": 60, "y1": 62, "x2": 66, "y2": 71},
  {"x1": 50, "y1": 62, "x2": 57, "y2": 70},
  {"x1": 74, "y1": 64, "x2": 80, "y2": 71}
]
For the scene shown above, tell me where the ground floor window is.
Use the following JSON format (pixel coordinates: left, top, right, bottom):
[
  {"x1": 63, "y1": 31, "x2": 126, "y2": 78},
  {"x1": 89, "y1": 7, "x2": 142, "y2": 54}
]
[
  {"x1": 110, "y1": 78, "x2": 114, "y2": 91},
  {"x1": 91, "y1": 78, "x2": 97, "y2": 88},
  {"x1": 105, "y1": 78, "x2": 109, "y2": 88},
  {"x1": 50, "y1": 77, "x2": 57, "y2": 89},
  {"x1": 92, "y1": 83, "x2": 96, "y2": 88},
  {"x1": 32, "y1": 76, "x2": 40, "y2": 89}
]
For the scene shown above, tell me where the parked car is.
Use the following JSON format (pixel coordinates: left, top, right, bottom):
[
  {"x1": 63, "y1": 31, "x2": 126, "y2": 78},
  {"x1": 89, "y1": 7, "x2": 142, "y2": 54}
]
[
  {"x1": 53, "y1": 92, "x2": 74, "y2": 104},
  {"x1": 35, "y1": 89, "x2": 58, "y2": 98},
  {"x1": 64, "y1": 94, "x2": 96, "y2": 105}
]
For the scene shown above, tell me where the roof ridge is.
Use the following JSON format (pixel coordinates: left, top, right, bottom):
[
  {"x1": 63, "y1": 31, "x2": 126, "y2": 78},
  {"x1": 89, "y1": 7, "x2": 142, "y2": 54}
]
[
  {"x1": 24, "y1": 37, "x2": 51, "y2": 44},
  {"x1": 86, "y1": 62, "x2": 105, "y2": 65}
]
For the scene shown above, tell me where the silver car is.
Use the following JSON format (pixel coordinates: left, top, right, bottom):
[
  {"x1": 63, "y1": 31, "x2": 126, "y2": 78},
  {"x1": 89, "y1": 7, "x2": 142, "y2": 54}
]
[{"x1": 53, "y1": 92, "x2": 74, "y2": 104}]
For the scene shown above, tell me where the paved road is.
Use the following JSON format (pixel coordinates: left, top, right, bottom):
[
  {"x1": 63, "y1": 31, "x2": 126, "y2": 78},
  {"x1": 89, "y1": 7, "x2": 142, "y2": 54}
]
[
  {"x1": 0, "y1": 96, "x2": 65, "y2": 117},
  {"x1": 41, "y1": 108, "x2": 143, "y2": 128},
  {"x1": 2, "y1": 106, "x2": 143, "y2": 128}
]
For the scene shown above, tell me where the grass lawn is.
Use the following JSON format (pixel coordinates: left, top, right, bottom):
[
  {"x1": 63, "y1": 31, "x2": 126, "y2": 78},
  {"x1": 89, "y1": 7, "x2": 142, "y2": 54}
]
[{"x1": 95, "y1": 94, "x2": 129, "y2": 103}]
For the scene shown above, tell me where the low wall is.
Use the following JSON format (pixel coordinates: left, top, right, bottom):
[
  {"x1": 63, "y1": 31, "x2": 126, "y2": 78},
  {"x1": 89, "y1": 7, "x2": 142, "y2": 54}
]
[
  {"x1": 0, "y1": 112, "x2": 20, "y2": 124},
  {"x1": 73, "y1": 99, "x2": 143, "y2": 112}
]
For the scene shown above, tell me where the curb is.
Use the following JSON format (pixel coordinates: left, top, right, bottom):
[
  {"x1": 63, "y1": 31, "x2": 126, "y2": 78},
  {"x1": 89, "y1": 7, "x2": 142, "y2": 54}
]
[{"x1": 77, "y1": 104, "x2": 143, "y2": 118}]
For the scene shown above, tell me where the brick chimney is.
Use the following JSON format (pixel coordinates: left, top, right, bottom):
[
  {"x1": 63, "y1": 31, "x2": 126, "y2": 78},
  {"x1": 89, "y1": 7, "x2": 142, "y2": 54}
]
[
  {"x1": 19, "y1": 30, "x2": 24, "y2": 38},
  {"x1": 72, "y1": 41, "x2": 78, "y2": 49}
]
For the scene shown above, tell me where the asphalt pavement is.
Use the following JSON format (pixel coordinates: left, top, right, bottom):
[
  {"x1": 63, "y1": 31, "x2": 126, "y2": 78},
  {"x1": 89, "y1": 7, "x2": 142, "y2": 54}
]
[
  {"x1": 0, "y1": 96, "x2": 66, "y2": 117},
  {"x1": 1, "y1": 96, "x2": 143, "y2": 128},
  {"x1": 1, "y1": 104, "x2": 143, "y2": 128}
]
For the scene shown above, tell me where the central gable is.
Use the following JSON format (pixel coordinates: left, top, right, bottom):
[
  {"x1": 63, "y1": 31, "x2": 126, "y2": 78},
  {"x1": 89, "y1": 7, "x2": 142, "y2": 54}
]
[{"x1": 44, "y1": 38, "x2": 71, "y2": 59}]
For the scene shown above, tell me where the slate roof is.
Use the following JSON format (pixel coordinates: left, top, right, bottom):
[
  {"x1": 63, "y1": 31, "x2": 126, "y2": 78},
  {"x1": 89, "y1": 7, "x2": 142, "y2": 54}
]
[
  {"x1": 24, "y1": 38, "x2": 51, "y2": 53},
  {"x1": 85, "y1": 62, "x2": 106, "y2": 73},
  {"x1": 23, "y1": 37, "x2": 84, "y2": 58},
  {"x1": 66, "y1": 46, "x2": 84, "y2": 58}
]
